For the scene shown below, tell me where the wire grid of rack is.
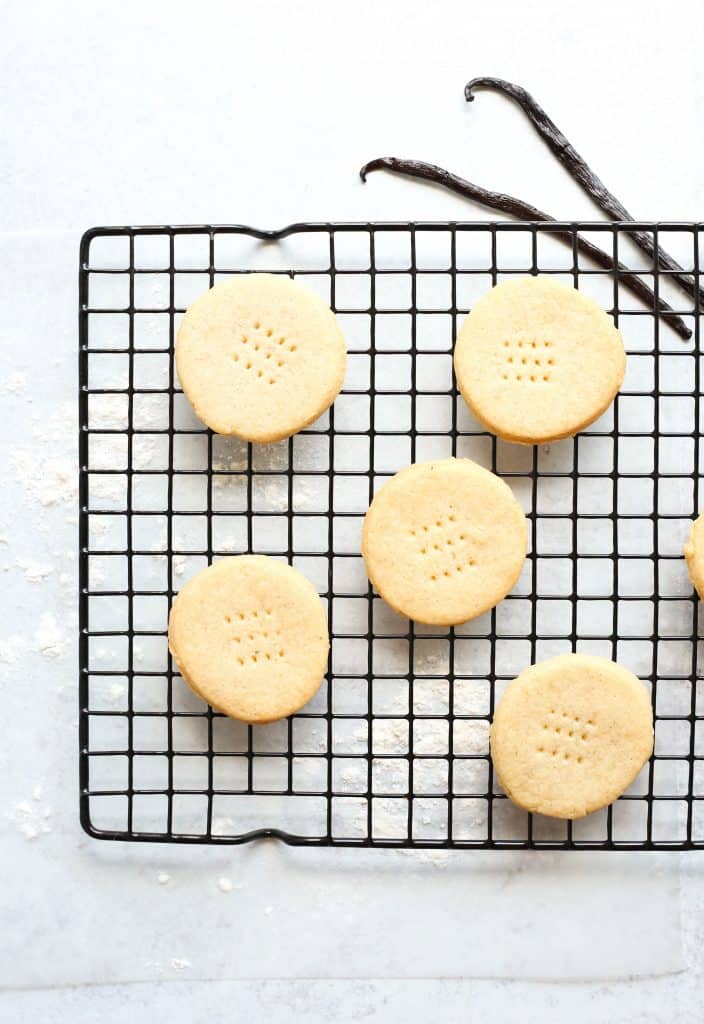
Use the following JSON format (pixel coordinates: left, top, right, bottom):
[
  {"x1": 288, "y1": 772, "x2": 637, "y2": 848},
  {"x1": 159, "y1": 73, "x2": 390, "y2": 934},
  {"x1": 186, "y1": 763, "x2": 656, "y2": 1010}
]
[{"x1": 79, "y1": 220, "x2": 704, "y2": 850}]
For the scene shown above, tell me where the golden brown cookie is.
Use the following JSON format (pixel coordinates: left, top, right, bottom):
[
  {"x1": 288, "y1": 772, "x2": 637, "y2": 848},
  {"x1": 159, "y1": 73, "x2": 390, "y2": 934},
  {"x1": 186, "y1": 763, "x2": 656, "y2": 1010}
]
[
  {"x1": 490, "y1": 654, "x2": 654, "y2": 819},
  {"x1": 454, "y1": 276, "x2": 626, "y2": 444},
  {"x1": 361, "y1": 457, "x2": 527, "y2": 625},
  {"x1": 684, "y1": 512, "x2": 704, "y2": 598},
  {"x1": 176, "y1": 273, "x2": 346, "y2": 442},
  {"x1": 168, "y1": 556, "x2": 329, "y2": 723}
]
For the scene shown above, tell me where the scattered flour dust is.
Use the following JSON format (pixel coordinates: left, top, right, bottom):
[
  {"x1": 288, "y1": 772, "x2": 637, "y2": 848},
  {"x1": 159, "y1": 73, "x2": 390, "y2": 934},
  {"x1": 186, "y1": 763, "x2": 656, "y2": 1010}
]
[
  {"x1": 10, "y1": 401, "x2": 78, "y2": 508},
  {"x1": 413, "y1": 850, "x2": 452, "y2": 868},
  {"x1": 254, "y1": 475, "x2": 289, "y2": 512},
  {"x1": 89, "y1": 474, "x2": 124, "y2": 504},
  {"x1": 133, "y1": 435, "x2": 157, "y2": 470},
  {"x1": 12, "y1": 448, "x2": 77, "y2": 508},
  {"x1": 16, "y1": 559, "x2": 54, "y2": 583},
  {"x1": 89, "y1": 393, "x2": 128, "y2": 431},
  {"x1": 0, "y1": 372, "x2": 27, "y2": 394},
  {"x1": 212, "y1": 437, "x2": 248, "y2": 473},
  {"x1": 292, "y1": 479, "x2": 317, "y2": 512},
  {"x1": 413, "y1": 647, "x2": 449, "y2": 675},
  {"x1": 252, "y1": 440, "x2": 288, "y2": 472},
  {"x1": 86, "y1": 433, "x2": 124, "y2": 472},
  {"x1": 34, "y1": 612, "x2": 67, "y2": 660},
  {"x1": 0, "y1": 635, "x2": 28, "y2": 664},
  {"x1": 144, "y1": 959, "x2": 192, "y2": 975},
  {"x1": 211, "y1": 816, "x2": 236, "y2": 837},
  {"x1": 216, "y1": 877, "x2": 242, "y2": 893},
  {"x1": 10, "y1": 792, "x2": 53, "y2": 840},
  {"x1": 86, "y1": 434, "x2": 157, "y2": 473},
  {"x1": 89, "y1": 518, "x2": 109, "y2": 538},
  {"x1": 108, "y1": 682, "x2": 126, "y2": 705}
]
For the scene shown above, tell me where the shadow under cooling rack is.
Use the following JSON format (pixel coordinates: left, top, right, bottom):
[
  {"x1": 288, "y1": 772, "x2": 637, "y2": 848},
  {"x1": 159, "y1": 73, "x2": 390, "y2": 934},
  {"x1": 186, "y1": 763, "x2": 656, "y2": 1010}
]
[{"x1": 79, "y1": 221, "x2": 704, "y2": 849}]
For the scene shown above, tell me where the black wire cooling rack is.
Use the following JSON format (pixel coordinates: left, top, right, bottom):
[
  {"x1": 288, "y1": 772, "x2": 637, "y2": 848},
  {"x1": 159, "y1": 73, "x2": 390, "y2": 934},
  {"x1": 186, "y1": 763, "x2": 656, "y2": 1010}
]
[{"x1": 79, "y1": 221, "x2": 704, "y2": 850}]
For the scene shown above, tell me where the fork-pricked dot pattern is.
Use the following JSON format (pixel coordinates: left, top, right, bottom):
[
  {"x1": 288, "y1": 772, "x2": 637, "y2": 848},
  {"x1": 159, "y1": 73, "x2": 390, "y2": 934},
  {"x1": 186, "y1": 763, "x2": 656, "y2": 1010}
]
[
  {"x1": 537, "y1": 709, "x2": 595, "y2": 763},
  {"x1": 80, "y1": 221, "x2": 704, "y2": 849},
  {"x1": 231, "y1": 321, "x2": 297, "y2": 387},
  {"x1": 410, "y1": 513, "x2": 478, "y2": 581},
  {"x1": 502, "y1": 338, "x2": 555, "y2": 384}
]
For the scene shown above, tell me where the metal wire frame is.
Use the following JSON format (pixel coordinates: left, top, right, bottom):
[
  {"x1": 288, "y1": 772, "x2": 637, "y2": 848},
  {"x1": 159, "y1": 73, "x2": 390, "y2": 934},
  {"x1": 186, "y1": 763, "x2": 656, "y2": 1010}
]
[{"x1": 79, "y1": 221, "x2": 704, "y2": 850}]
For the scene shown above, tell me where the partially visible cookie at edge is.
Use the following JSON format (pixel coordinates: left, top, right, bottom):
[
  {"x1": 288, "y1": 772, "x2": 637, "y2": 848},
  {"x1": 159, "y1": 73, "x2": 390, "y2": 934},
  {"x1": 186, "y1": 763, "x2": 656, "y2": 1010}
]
[
  {"x1": 490, "y1": 653, "x2": 654, "y2": 820},
  {"x1": 168, "y1": 555, "x2": 329, "y2": 724},
  {"x1": 361, "y1": 457, "x2": 527, "y2": 626},
  {"x1": 176, "y1": 273, "x2": 347, "y2": 442},
  {"x1": 454, "y1": 276, "x2": 626, "y2": 444},
  {"x1": 684, "y1": 512, "x2": 704, "y2": 598}
]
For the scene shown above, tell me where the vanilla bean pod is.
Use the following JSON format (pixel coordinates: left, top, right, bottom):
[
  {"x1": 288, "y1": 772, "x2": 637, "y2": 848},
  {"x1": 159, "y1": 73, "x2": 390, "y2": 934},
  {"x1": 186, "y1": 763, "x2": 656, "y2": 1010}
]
[
  {"x1": 360, "y1": 157, "x2": 690, "y2": 340},
  {"x1": 465, "y1": 76, "x2": 699, "y2": 309}
]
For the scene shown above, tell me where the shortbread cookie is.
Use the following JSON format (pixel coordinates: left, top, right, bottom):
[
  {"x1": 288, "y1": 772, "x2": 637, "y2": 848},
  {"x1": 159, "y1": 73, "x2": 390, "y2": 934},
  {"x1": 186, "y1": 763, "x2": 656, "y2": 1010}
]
[
  {"x1": 684, "y1": 512, "x2": 704, "y2": 598},
  {"x1": 361, "y1": 458, "x2": 527, "y2": 625},
  {"x1": 454, "y1": 276, "x2": 626, "y2": 444},
  {"x1": 168, "y1": 556, "x2": 329, "y2": 723},
  {"x1": 490, "y1": 654, "x2": 653, "y2": 819},
  {"x1": 176, "y1": 273, "x2": 346, "y2": 442}
]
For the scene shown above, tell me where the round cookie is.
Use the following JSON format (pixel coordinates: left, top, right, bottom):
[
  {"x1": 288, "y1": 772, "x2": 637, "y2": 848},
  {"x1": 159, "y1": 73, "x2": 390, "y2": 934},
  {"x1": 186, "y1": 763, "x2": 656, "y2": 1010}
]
[
  {"x1": 490, "y1": 654, "x2": 654, "y2": 819},
  {"x1": 454, "y1": 276, "x2": 626, "y2": 444},
  {"x1": 168, "y1": 556, "x2": 329, "y2": 723},
  {"x1": 684, "y1": 512, "x2": 704, "y2": 598},
  {"x1": 176, "y1": 273, "x2": 347, "y2": 442},
  {"x1": 361, "y1": 457, "x2": 527, "y2": 626}
]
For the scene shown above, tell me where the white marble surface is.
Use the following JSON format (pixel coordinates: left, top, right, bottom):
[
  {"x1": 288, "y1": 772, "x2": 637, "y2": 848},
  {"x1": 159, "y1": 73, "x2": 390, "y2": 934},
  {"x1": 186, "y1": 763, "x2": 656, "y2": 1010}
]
[{"x1": 2, "y1": 0, "x2": 704, "y2": 1020}]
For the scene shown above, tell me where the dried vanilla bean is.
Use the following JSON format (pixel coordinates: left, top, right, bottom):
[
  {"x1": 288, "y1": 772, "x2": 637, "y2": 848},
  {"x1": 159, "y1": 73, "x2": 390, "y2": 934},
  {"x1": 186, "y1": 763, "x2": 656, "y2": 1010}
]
[
  {"x1": 360, "y1": 156, "x2": 691, "y2": 340},
  {"x1": 465, "y1": 76, "x2": 699, "y2": 309}
]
